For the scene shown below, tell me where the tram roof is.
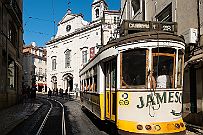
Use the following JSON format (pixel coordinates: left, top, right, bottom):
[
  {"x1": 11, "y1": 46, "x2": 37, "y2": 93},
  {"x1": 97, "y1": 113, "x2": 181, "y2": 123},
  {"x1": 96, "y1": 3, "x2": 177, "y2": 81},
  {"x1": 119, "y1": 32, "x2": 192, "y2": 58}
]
[
  {"x1": 80, "y1": 31, "x2": 185, "y2": 74},
  {"x1": 104, "y1": 31, "x2": 184, "y2": 51}
]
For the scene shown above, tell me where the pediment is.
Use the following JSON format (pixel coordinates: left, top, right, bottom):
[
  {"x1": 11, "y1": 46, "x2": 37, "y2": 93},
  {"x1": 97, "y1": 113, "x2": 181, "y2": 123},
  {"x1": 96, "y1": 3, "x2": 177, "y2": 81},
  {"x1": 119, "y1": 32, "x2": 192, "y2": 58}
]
[{"x1": 58, "y1": 13, "x2": 77, "y2": 25}]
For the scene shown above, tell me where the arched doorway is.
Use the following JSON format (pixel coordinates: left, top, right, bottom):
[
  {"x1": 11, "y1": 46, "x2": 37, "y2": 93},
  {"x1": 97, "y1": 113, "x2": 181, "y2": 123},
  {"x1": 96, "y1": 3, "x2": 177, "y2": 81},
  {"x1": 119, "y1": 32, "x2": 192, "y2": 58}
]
[
  {"x1": 63, "y1": 73, "x2": 73, "y2": 93},
  {"x1": 51, "y1": 76, "x2": 57, "y2": 90}
]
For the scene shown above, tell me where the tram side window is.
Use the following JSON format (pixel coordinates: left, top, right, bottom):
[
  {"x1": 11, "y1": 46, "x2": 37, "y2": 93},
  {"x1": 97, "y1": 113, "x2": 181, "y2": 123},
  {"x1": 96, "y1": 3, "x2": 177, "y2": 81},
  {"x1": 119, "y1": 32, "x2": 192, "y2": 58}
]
[
  {"x1": 87, "y1": 78, "x2": 90, "y2": 91},
  {"x1": 80, "y1": 80, "x2": 82, "y2": 91},
  {"x1": 152, "y1": 48, "x2": 175, "y2": 89},
  {"x1": 177, "y1": 50, "x2": 184, "y2": 88},
  {"x1": 84, "y1": 79, "x2": 87, "y2": 91},
  {"x1": 93, "y1": 75, "x2": 97, "y2": 92},
  {"x1": 106, "y1": 63, "x2": 110, "y2": 88},
  {"x1": 122, "y1": 49, "x2": 146, "y2": 88},
  {"x1": 93, "y1": 66, "x2": 97, "y2": 92},
  {"x1": 90, "y1": 77, "x2": 93, "y2": 91},
  {"x1": 111, "y1": 60, "x2": 116, "y2": 88}
]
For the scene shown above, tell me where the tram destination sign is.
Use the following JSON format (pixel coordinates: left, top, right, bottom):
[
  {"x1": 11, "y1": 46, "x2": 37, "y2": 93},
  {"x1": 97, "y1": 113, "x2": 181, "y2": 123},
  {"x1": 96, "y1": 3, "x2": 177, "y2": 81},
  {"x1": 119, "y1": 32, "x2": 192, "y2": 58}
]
[{"x1": 120, "y1": 20, "x2": 177, "y2": 36}]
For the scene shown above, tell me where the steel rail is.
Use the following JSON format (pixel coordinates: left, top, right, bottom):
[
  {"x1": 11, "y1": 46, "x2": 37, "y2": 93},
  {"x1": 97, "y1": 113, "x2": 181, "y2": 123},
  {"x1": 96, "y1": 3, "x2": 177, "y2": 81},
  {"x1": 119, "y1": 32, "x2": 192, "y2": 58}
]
[
  {"x1": 36, "y1": 98, "x2": 66, "y2": 135},
  {"x1": 36, "y1": 99, "x2": 53, "y2": 135},
  {"x1": 55, "y1": 100, "x2": 67, "y2": 135}
]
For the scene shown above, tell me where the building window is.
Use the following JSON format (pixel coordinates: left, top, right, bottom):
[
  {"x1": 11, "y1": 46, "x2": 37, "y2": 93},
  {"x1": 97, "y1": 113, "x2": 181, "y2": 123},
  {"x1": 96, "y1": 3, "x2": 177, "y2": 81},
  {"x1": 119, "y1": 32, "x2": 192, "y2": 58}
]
[
  {"x1": 114, "y1": 17, "x2": 117, "y2": 24},
  {"x1": 82, "y1": 50, "x2": 87, "y2": 64},
  {"x1": 156, "y1": 3, "x2": 172, "y2": 22},
  {"x1": 114, "y1": 16, "x2": 120, "y2": 24},
  {"x1": 8, "y1": 21, "x2": 17, "y2": 46},
  {"x1": 117, "y1": 17, "x2": 120, "y2": 24},
  {"x1": 8, "y1": 57, "x2": 16, "y2": 89},
  {"x1": 52, "y1": 57, "x2": 56, "y2": 70},
  {"x1": 39, "y1": 68, "x2": 42, "y2": 75},
  {"x1": 131, "y1": 0, "x2": 140, "y2": 15},
  {"x1": 39, "y1": 59, "x2": 42, "y2": 63},
  {"x1": 65, "y1": 49, "x2": 71, "y2": 68},
  {"x1": 95, "y1": 9, "x2": 99, "y2": 18}
]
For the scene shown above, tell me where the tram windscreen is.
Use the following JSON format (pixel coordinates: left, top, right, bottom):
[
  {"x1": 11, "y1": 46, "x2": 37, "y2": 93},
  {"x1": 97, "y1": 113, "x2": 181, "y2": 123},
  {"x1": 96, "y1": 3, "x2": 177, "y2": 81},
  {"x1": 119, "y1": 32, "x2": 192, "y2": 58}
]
[
  {"x1": 152, "y1": 48, "x2": 175, "y2": 89},
  {"x1": 122, "y1": 49, "x2": 146, "y2": 89}
]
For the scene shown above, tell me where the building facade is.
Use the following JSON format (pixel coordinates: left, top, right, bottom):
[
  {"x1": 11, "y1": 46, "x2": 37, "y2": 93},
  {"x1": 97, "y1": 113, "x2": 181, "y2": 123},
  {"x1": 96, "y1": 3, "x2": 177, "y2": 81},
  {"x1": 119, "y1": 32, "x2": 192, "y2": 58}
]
[
  {"x1": 23, "y1": 42, "x2": 47, "y2": 92},
  {"x1": 0, "y1": 0, "x2": 23, "y2": 110},
  {"x1": 46, "y1": 0, "x2": 120, "y2": 93},
  {"x1": 121, "y1": 0, "x2": 203, "y2": 126}
]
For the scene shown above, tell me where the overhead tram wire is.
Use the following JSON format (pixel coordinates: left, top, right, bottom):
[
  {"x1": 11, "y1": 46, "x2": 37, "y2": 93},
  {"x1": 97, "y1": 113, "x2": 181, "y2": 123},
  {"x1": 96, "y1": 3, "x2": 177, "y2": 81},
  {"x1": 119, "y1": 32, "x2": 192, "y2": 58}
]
[
  {"x1": 28, "y1": 17, "x2": 53, "y2": 22},
  {"x1": 24, "y1": 16, "x2": 54, "y2": 36},
  {"x1": 25, "y1": 29, "x2": 52, "y2": 36}
]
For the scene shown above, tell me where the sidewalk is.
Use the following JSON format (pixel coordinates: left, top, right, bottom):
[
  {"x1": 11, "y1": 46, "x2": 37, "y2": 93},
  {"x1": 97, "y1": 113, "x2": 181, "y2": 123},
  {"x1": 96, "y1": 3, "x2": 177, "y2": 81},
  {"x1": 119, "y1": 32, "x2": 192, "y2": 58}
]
[{"x1": 0, "y1": 99, "x2": 42, "y2": 135}]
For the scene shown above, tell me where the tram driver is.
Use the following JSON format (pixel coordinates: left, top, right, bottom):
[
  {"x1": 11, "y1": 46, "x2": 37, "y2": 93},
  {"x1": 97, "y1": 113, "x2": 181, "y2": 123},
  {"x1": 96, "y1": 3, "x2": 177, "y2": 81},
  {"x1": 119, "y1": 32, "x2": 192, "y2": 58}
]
[{"x1": 156, "y1": 65, "x2": 172, "y2": 88}]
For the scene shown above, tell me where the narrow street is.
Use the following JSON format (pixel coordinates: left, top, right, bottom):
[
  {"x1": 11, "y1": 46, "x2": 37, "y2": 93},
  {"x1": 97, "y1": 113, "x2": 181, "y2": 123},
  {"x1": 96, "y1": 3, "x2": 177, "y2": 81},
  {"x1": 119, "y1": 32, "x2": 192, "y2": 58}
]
[
  {"x1": 3, "y1": 94, "x2": 202, "y2": 135},
  {"x1": 6, "y1": 94, "x2": 108, "y2": 135}
]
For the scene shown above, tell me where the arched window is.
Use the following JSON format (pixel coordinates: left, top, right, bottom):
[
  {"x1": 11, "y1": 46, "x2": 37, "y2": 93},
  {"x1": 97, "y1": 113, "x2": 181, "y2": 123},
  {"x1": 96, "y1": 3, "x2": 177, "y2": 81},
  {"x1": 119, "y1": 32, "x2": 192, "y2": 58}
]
[
  {"x1": 95, "y1": 9, "x2": 99, "y2": 18},
  {"x1": 65, "y1": 49, "x2": 71, "y2": 68},
  {"x1": 51, "y1": 56, "x2": 56, "y2": 70}
]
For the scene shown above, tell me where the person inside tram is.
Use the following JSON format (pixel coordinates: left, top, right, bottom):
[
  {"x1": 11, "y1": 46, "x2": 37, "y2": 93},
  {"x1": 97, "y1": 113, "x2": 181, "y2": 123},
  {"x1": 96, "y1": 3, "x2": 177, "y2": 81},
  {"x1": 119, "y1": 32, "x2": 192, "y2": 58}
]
[
  {"x1": 156, "y1": 65, "x2": 171, "y2": 88},
  {"x1": 149, "y1": 69, "x2": 156, "y2": 89}
]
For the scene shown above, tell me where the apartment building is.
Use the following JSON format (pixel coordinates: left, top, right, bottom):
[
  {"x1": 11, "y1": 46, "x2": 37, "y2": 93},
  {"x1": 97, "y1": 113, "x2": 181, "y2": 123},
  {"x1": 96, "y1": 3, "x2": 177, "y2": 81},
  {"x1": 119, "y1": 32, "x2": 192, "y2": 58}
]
[
  {"x1": 23, "y1": 42, "x2": 47, "y2": 92},
  {"x1": 0, "y1": 0, "x2": 23, "y2": 110}
]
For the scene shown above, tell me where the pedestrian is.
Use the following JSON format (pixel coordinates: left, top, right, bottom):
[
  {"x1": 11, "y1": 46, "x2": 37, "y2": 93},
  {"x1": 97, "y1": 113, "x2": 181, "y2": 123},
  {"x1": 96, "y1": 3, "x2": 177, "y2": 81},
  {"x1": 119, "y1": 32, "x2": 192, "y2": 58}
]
[
  {"x1": 48, "y1": 88, "x2": 52, "y2": 97},
  {"x1": 30, "y1": 86, "x2": 37, "y2": 105}
]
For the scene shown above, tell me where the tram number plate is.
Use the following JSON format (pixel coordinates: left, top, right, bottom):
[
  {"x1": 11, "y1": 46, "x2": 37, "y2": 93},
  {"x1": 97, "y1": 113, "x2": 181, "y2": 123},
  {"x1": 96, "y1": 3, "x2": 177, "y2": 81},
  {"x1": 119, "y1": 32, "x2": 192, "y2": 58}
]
[{"x1": 119, "y1": 100, "x2": 129, "y2": 105}]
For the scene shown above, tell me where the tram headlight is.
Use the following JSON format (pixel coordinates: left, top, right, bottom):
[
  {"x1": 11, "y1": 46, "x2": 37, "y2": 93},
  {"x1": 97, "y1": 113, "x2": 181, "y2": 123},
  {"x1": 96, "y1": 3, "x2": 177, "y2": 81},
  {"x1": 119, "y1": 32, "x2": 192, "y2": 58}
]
[
  {"x1": 154, "y1": 125, "x2": 161, "y2": 131},
  {"x1": 145, "y1": 125, "x2": 152, "y2": 130},
  {"x1": 175, "y1": 123, "x2": 180, "y2": 129},
  {"x1": 180, "y1": 122, "x2": 184, "y2": 127},
  {"x1": 137, "y1": 125, "x2": 143, "y2": 130},
  {"x1": 122, "y1": 93, "x2": 128, "y2": 99}
]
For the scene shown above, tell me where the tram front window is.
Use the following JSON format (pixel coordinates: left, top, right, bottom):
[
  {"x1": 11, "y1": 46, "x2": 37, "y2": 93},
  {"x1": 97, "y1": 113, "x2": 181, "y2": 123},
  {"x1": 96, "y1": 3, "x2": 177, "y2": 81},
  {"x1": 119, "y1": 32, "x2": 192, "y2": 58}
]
[
  {"x1": 122, "y1": 49, "x2": 146, "y2": 89},
  {"x1": 152, "y1": 48, "x2": 175, "y2": 89}
]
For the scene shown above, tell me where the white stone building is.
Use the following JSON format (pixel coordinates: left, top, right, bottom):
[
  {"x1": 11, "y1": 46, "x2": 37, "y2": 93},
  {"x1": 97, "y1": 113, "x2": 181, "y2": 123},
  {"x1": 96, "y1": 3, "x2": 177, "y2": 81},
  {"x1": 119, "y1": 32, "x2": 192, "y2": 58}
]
[
  {"x1": 23, "y1": 42, "x2": 47, "y2": 92},
  {"x1": 46, "y1": 0, "x2": 120, "y2": 93}
]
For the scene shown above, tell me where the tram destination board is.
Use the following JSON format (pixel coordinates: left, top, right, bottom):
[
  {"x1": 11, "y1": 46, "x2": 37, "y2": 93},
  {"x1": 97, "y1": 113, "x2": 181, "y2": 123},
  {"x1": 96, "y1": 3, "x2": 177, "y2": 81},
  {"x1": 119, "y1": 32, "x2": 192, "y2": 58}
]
[{"x1": 120, "y1": 20, "x2": 177, "y2": 36}]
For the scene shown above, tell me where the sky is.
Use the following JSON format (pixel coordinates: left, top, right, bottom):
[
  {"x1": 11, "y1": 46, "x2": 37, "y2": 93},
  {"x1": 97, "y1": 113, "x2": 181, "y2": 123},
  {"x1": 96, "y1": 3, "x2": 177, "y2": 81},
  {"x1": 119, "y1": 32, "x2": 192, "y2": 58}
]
[{"x1": 23, "y1": 0, "x2": 121, "y2": 47}]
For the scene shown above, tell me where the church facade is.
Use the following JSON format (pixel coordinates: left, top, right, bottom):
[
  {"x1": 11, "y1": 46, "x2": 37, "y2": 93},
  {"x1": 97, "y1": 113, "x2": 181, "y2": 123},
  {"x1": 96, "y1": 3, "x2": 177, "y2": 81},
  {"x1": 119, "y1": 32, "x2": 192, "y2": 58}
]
[{"x1": 46, "y1": 0, "x2": 120, "y2": 93}]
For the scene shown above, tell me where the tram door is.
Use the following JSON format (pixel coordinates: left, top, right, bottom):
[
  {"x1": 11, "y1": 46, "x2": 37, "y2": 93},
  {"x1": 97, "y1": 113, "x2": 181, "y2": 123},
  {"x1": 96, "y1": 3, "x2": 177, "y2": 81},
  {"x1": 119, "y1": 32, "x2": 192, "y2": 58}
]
[{"x1": 105, "y1": 59, "x2": 117, "y2": 121}]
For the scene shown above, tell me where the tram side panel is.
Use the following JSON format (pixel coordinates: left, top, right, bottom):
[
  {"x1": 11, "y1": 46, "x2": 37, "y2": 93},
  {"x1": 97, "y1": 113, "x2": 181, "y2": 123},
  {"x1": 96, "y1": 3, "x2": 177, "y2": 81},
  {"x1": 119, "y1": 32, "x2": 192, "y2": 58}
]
[
  {"x1": 117, "y1": 90, "x2": 186, "y2": 134},
  {"x1": 80, "y1": 63, "x2": 105, "y2": 120},
  {"x1": 81, "y1": 92, "x2": 105, "y2": 120}
]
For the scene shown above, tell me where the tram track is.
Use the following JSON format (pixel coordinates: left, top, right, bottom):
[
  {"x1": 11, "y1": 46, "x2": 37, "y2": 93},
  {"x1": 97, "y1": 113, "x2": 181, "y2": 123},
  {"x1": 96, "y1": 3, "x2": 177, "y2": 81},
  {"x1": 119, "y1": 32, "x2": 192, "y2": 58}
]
[
  {"x1": 37, "y1": 98, "x2": 67, "y2": 135},
  {"x1": 7, "y1": 97, "x2": 67, "y2": 135}
]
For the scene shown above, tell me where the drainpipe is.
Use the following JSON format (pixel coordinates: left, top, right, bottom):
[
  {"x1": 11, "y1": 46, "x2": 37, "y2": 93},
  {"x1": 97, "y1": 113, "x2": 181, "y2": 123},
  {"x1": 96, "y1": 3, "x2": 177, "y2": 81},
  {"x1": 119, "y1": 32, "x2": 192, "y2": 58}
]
[{"x1": 197, "y1": 0, "x2": 201, "y2": 47}]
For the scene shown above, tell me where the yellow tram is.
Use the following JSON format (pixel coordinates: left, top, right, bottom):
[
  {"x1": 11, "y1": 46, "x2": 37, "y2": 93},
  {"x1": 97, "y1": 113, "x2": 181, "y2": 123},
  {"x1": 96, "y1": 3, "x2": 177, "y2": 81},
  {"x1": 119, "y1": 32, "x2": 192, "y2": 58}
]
[{"x1": 80, "y1": 21, "x2": 186, "y2": 134}]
